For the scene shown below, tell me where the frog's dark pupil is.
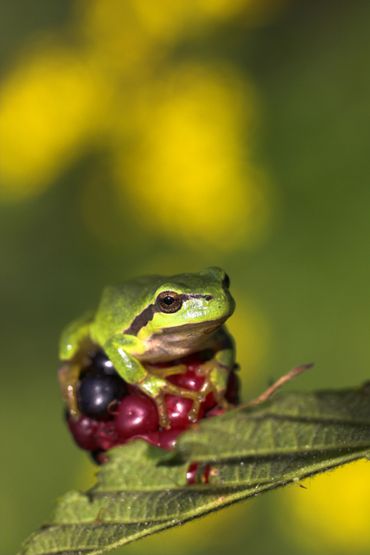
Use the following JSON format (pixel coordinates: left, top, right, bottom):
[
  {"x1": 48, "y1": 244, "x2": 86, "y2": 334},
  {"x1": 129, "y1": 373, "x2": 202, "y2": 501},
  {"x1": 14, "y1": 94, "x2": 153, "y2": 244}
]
[{"x1": 163, "y1": 296, "x2": 174, "y2": 305}]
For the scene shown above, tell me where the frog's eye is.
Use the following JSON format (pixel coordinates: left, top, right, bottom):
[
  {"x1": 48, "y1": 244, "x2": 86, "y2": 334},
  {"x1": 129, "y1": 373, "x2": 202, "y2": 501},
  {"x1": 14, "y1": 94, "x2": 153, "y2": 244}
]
[
  {"x1": 156, "y1": 291, "x2": 183, "y2": 313},
  {"x1": 222, "y1": 273, "x2": 231, "y2": 289}
]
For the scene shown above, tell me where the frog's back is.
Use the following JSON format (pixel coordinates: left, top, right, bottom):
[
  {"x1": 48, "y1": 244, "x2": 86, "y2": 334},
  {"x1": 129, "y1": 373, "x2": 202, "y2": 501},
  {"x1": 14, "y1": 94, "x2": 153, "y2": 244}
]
[{"x1": 93, "y1": 275, "x2": 165, "y2": 338}]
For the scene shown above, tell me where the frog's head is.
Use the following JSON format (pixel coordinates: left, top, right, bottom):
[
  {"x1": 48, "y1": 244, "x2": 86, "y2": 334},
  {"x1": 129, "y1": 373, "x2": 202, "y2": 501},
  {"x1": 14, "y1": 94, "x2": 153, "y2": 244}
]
[
  {"x1": 146, "y1": 266, "x2": 234, "y2": 330},
  {"x1": 126, "y1": 267, "x2": 235, "y2": 360},
  {"x1": 94, "y1": 267, "x2": 235, "y2": 361}
]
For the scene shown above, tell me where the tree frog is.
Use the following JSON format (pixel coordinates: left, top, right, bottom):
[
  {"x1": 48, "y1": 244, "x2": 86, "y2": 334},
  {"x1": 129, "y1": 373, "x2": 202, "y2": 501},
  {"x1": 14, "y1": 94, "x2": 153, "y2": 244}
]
[{"x1": 58, "y1": 267, "x2": 236, "y2": 428}]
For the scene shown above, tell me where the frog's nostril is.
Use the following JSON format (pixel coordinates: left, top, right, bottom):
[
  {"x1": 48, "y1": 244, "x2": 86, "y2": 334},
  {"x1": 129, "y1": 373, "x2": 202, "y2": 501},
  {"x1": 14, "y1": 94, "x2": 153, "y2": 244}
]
[{"x1": 204, "y1": 295, "x2": 212, "y2": 301}]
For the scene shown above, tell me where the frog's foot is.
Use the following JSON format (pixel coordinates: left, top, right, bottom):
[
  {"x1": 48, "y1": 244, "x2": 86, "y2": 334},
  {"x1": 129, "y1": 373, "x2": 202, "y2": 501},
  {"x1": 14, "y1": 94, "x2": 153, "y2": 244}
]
[
  {"x1": 146, "y1": 363, "x2": 188, "y2": 379},
  {"x1": 196, "y1": 360, "x2": 233, "y2": 410},
  {"x1": 138, "y1": 374, "x2": 203, "y2": 429},
  {"x1": 58, "y1": 363, "x2": 81, "y2": 417}
]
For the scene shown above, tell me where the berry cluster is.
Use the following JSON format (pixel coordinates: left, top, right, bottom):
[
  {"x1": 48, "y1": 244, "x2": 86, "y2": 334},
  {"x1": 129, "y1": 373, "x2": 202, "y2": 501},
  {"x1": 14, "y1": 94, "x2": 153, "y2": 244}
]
[{"x1": 65, "y1": 350, "x2": 240, "y2": 463}]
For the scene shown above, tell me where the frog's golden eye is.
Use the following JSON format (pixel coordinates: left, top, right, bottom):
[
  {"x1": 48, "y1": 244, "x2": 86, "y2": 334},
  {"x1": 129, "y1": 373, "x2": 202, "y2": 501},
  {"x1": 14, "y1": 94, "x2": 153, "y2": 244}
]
[{"x1": 156, "y1": 291, "x2": 183, "y2": 313}]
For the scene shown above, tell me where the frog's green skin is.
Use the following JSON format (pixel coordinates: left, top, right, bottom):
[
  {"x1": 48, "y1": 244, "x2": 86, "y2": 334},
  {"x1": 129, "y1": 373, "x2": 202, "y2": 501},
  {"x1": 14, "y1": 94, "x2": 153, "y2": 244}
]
[{"x1": 59, "y1": 267, "x2": 236, "y2": 427}]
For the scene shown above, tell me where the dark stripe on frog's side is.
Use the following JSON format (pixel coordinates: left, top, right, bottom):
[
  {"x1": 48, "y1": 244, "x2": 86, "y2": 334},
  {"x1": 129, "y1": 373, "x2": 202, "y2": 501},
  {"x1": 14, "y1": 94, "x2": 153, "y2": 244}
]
[
  {"x1": 124, "y1": 303, "x2": 157, "y2": 336},
  {"x1": 124, "y1": 294, "x2": 213, "y2": 336}
]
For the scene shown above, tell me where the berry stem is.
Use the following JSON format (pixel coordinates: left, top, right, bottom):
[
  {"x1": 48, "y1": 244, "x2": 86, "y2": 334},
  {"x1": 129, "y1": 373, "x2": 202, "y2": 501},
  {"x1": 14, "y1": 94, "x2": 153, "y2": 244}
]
[{"x1": 243, "y1": 363, "x2": 314, "y2": 408}]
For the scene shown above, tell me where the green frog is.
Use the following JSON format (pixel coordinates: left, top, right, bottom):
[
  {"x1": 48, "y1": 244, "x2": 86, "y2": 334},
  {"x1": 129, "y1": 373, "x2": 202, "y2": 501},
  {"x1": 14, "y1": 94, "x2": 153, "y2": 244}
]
[{"x1": 58, "y1": 267, "x2": 236, "y2": 428}]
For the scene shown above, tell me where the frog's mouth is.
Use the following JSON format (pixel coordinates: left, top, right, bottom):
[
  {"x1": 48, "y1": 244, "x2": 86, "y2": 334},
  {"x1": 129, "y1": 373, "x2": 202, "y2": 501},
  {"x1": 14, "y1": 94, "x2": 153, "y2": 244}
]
[
  {"x1": 140, "y1": 317, "x2": 226, "y2": 362},
  {"x1": 164, "y1": 317, "x2": 226, "y2": 335}
]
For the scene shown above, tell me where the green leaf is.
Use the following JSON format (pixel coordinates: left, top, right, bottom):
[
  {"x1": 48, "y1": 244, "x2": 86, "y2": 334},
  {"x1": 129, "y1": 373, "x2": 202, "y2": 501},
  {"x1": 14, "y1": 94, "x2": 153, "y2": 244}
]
[{"x1": 20, "y1": 384, "x2": 370, "y2": 555}]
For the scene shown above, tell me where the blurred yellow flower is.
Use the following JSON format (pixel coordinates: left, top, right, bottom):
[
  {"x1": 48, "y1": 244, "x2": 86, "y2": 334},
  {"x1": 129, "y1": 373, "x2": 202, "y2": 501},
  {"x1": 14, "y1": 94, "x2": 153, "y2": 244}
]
[
  {"x1": 0, "y1": 0, "x2": 284, "y2": 252},
  {"x1": 280, "y1": 460, "x2": 370, "y2": 551},
  {"x1": 81, "y1": 0, "x2": 283, "y2": 50},
  {"x1": 0, "y1": 45, "x2": 108, "y2": 199},
  {"x1": 115, "y1": 64, "x2": 271, "y2": 250},
  {"x1": 80, "y1": 0, "x2": 155, "y2": 75},
  {"x1": 130, "y1": 0, "x2": 246, "y2": 41}
]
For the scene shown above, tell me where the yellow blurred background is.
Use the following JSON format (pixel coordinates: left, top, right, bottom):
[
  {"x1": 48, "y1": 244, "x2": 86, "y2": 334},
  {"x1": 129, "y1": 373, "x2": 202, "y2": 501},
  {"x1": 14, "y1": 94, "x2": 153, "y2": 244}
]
[{"x1": 1, "y1": 1, "x2": 370, "y2": 554}]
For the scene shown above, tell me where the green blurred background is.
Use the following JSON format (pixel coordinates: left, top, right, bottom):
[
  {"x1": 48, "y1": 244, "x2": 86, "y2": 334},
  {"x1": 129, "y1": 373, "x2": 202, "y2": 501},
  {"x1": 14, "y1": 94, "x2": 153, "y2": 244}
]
[{"x1": 1, "y1": 1, "x2": 370, "y2": 554}]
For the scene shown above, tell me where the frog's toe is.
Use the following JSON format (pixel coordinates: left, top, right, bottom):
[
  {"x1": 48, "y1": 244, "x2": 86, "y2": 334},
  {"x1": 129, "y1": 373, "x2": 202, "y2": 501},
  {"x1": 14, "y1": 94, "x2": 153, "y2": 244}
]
[
  {"x1": 148, "y1": 363, "x2": 188, "y2": 379},
  {"x1": 188, "y1": 399, "x2": 202, "y2": 423},
  {"x1": 154, "y1": 382, "x2": 203, "y2": 428},
  {"x1": 152, "y1": 393, "x2": 171, "y2": 429},
  {"x1": 58, "y1": 363, "x2": 81, "y2": 417}
]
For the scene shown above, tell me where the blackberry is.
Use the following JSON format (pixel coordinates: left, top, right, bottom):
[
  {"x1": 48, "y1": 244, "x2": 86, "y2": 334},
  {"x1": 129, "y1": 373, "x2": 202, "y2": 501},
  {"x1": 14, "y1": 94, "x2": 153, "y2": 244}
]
[
  {"x1": 77, "y1": 372, "x2": 127, "y2": 420},
  {"x1": 89, "y1": 350, "x2": 117, "y2": 376},
  {"x1": 65, "y1": 351, "x2": 241, "y2": 462}
]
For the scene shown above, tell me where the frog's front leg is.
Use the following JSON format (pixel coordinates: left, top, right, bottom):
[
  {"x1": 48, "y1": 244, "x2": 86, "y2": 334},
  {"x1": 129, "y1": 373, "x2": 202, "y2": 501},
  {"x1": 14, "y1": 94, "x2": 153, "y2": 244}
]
[{"x1": 103, "y1": 334, "x2": 203, "y2": 428}]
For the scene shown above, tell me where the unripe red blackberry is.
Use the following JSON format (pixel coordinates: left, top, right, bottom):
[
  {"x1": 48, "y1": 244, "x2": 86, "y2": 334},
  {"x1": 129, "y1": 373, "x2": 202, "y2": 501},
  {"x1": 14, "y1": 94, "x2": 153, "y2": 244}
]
[
  {"x1": 164, "y1": 395, "x2": 205, "y2": 429},
  {"x1": 67, "y1": 413, "x2": 119, "y2": 451},
  {"x1": 157, "y1": 429, "x2": 182, "y2": 450},
  {"x1": 96, "y1": 419, "x2": 119, "y2": 450},
  {"x1": 168, "y1": 368, "x2": 205, "y2": 392},
  {"x1": 115, "y1": 393, "x2": 159, "y2": 439},
  {"x1": 186, "y1": 462, "x2": 211, "y2": 485},
  {"x1": 129, "y1": 429, "x2": 182, "y2": 450},
  {"x1": 67, "y1": 414, "x2": 100, "y2": 451}
]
